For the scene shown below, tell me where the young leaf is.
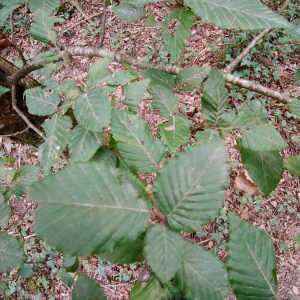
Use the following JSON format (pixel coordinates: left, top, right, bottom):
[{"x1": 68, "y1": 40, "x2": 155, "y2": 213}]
[
  {"x1": 162, "y1": 8, "x2": 194, "y2": 64},
  {"x1": 227, "y1": 212, "x2": 278, "y2": 300},
  {"x1": 29, "y1": 9, "x2": 64, "y2": 43},
  {"x1": 184, "y1": 0, "x2": 291, "y2": 30},
  {"x1": 202, "y1": 69, "x2": 232, "y2": 126},
  {"x1": 87, "y1": 58, "x2": 112, "y2": 87},
  {"x1": 29, "y1": 0, "x2": 60, "y2": 14},
  {"x1": 154, "y1": 142, "x2": 229, "y2": 231},
  {"x1": 72, "y1": 273, "x2": 107, "y2": 300},
  {"x1": 142, "y1": 69, "x2": 176, "y2": 90},
  {"x1": 112, "y1": 3, "x2": 146, "y2": 22},
  {"x1": 159, "y1": 115, "x2": 191, "y2": 152},
  {"x1": 69, "y1": 126, "x2": 100, "y2": 163},
  {"x1": 0, "y1": 85, "x2": 10, "y2": 97},
  {"x1": 149, "y1": 84, "x2": 178, "y2": 117},
  {"x1": 145, "y1": 224, "x2": 184, "y2": 282},
  {"x1": 240, "y1": 148, "x2": 283, "y2": 197},
  {"x1": 0, "y1": 232, "x2": 25, "y2": 271},
  {"x1": 194, "y1": 128, "x2": 223, "y2": 145},
  {"x1": 237, "y1": 124, "x2": 286, "y2": 151},
  {"x1": 99, "y1": 235, "x2": 144, "y2": 264},
  {"x1": 111, "y1": 109, "x2": 165, "y2": 173},
  {"x1": 0, "y1": 0, "x2": 27, "y2": 27},
  {"x1": 130, "y1": 277, "x2": 162, "y2": 300},
  {"x1": 284, "y1": 155, "x2": 300, "y2": 177},
  {"x1": 25, "y1": 87, "x2": 60, "y2": 116},
  {"x1": 124, "y1": 79, "x2": 150, "y2": 113},
  {"x1": 74, "y1": 87, "x2": 111, "y2": 132},
  {"x1": 29, "y1": 161, "x2": 151, "y2": 256},
  {"x1": 38, "y1": 114, "x2": 72, "y2": 174},
  {"x1": 174, "y1": 241, "x2": 229, "y2": 300},
  {"x1": 0, "y1": 194, "x2": 10, "y2": 229},
  {"x1": 177, "y1": 66, "x2": 211, "y2": 88}
]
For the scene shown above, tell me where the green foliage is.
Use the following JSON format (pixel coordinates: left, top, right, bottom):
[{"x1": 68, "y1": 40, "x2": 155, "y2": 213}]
[
  {"x1": 0, "y1": 0, "x2": 27, "y2": 27},
  {"x1": 284, "y1": 155, "x2": 300, "y2": 177},
  {"x1": 29, "y1": 0, "x2": 61, "y2": 15},
  {"x1": 294, "y1": 68, "x2": 300, "y2": 85},
  {"x1": 112, "y1": 3, "x2": 146, "y2": 23},
  {"x1": 130, "y1": 276, "x2": 162, "y2": 300},
  {"x1": 0, "y1": 85, "x2": 10, "y2": 97},
  {"x1": 177, "y1": 66, "x2": 211, "y2": 88},
  {"x1": 0, "y1": 194, "x2": 9, "y2": 229}
]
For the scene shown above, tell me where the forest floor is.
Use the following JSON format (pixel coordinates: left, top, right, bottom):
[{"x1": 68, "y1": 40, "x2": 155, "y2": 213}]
[{"x1": 0, "y1": 0, "x2": 300, "y2": 299}]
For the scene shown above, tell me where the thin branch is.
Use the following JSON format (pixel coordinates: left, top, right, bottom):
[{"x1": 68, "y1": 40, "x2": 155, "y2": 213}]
[
  {"x1": 10, "y1": 15, "x2": 27, "y2": 65},
  {"x1": 0, "y1": 126, "x2": 29, "y2": 137},
  {"x1": 72, "y1": 0, "x2": 94, "y2": 26},
  {"x1": 223, "y1": 0, "x2": 292, "y2": 74},
  {"x1": 99, "y1": 0, "x2": 108, "y2": 48}
]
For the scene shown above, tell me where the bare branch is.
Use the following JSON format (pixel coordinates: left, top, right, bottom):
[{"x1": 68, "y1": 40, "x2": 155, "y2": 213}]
[
  {"x1": 99, "y1": 0, "x2": 108, "y2": 48},
  {"x1": 0, "y1": 126, "x2": 29, "y2": 137}
]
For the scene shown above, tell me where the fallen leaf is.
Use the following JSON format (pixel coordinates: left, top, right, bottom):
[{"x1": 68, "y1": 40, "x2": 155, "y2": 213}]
[
  {"x1": 0, "y1": 32, "x2": 12, "y2": 51},
  {"x1": 235, "y1": 172, "x2": 258, "y2": 195},
  {"x1": 293, "y1": 286, "x2": 299, "y2": 295}
]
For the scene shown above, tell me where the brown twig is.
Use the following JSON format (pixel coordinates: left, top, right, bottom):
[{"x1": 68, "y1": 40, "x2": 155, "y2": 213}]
[
  {"x1": 0, "y1": 126, "x2": 29, "y2": 137},
  {"x1": 99, "y1": 0, "x2": 107, "y2": 48}
]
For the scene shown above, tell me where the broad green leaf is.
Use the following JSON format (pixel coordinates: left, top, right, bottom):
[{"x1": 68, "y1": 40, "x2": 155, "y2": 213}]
[
  {"x1": 0, "y1": 232, "x2": 24, "y2": 271},
  {"x1": 29, "y1": 0, "x2": 60, "y2": 14},
  {"x1": 112, "y1": 3, "x2": 146, "y2": 22},
  {"x1": 0, "y1": 0, "x2": 27, "y2": 26},
  {"x1": 90, "y1": 147, "x2": 118, "y2": 166},
  {"x1": 0, "y1": 194, "x2": 10, "y2": 229},
  {"x1": 130, "y1": 277, "x2": 162, "y2": 300},
  {"x1": 0, "y1": 86, "x2": 10, "y2": 97},
  {"x1": 74, "y1": 87, "x2": 111, "y2": 132},
  {"x1": 145, "y1": 224, "x2": 184, "y2": 282},
  {"x1": 154, "y1": 142, "x2": 229, "y2": 231},
  {"x1": 111, "y1": 109, "x2": 165, "y2": 173},
  {"x1": 284, "y1": 155, "x2": 300, "y2": 177},
  {"x1": 30, "y1": 161, "x2": 151, "y2": 256},
  {"x1": 175, "y1": 241, "x2": 229, "y2": 300},
  {"x1": 294, "y1": 68, "x2": 300, "y2": 85},
  {"x1": 124, "y1": 79, "x2": 150, "y2": 113},
  {"x1": 159, "y1": 115, "x2": 191, "y2": 152},
  {"x1": 142, "y1": 69, "x2": 176, "y2": 90},
  {"x1": 69, "y1": 126, "x2": 100, "y2": 163},
  {"x1": 6, "y1": 165, "x2": 40, "y2": 198},
  {"x1": 293, "y1": 233, "x2": 300, "y2": 246},
  {"x1": 25, "y1": 87, "x2": 60, "y2": 116},
  {"x1": 29, "y1": 9, "x2": 64, "y2": 43},
  {"x1": 38, "y1": 114, "x2": 72, "y2": 174},
  {"x1": 149, "y1": 84, "x2": 178, "y2": 117},
  {"x1": 162, "y1": 8, "x2": 194, "y2": 64},
  {"x1": 58, "y1": 269, "x2": 73, "y2": 288},
  {"x1": 202, "y1": 69, "x2": 232, "y2": 126},
  {"x1": 287, "y1": 100, "x2": 300, "y2": 119},
  {"x1": 58, "y1": 80, "x2": 81, "y2": 100},
  {"x1": 240, "y1": 148, "x2": 283, "y2": 198},
  {"x1": 194, "y1": 128, "x2": 223, "y2": 145},
  {"x1": 237, "y1": 124, "x2": 286, "y2": 151},
  {"x1": 19, "y1": 264, "x2": 36, "y2": 279},
  {"x1": 87, "y1": 58, "x2": 112, "y2": 87},
  {"x1": 72, "y1": 273, "x2": 107, "y2": 300},
  {"x1": 227, "y1": 213, "x2": 277, "y2": 300},
  {"x1": 144, "y1": 11, "x2": 156, "y2": 27},
  {"x1": 99, "y1": 235, "x2": 144, "y2": 264},
  {"x1": 62, "y1": 256, "x2": 79, "y2": 273},
  {"x1": 177, "y1": 67, "x2": 211, "y2": 88},
  {"x1": 106, "y1": 70, "x2": 132, "y2": 86},
  {"x1": 285, "y1": 22, "x2": 300, "y2": 41},
  {"x1": 184, "y1": 0, "x2": 291, "y2": 30}
]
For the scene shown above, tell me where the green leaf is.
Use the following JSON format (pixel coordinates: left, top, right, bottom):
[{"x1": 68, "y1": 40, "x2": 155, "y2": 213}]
[
  {"x1": 99, "y1": 235, "x2": 144, "y2": 264},
  {"x1": 159, "y1": 115, "x2": 191, "y2": 152},
  {"x1": 90, "y1": 147, "x2": 118, "y2": 166},
  {"x1": 19, "y1": 264, "x2": 36, "y2": 278},
  {"x1": 111, "y1": 109, "x2": 165, "y2": 173},
  {"x1": 287, "y1": 100, "x2": 300, "y2": 119},
  {"x1": 145, "y1": 224, "x2": 184, "y2": 282},
  {"x1": 154, "y1": 142, "x2": 229, "y2": 231},
  {"x1": 130, "y1": 277, "x2": 162, "y2": 300},
  {"x1": 72, "y1": 273, "x2": 107, "y2": 300},
  {"x1": 128, "y1": 0, "x2": 175, "y2": 4},
  {"x1": 240, "y1": 148, "x2": 283, "y2": 197},
  {"x1": 58, "y1": 269, "x2": 73, "y2": 288},
  {"x1": 0, "y1": 85, "x2": 10, "y2": 97},
  {"x1": 194, "y1": 128, "x2": 223, "y2": 145},
  {"x1": 0, "y1": 0, "x2": 27, "y2": 26},
  {"x1": 184, "y1": 0, "x2": 291, "y2": 30},
  {"x1": 6, "y1": 165, "x2": 40, "y2": 198},
  {"x1": 284, "y1": 155, "x2": 300, "y2": 177},
  {"x1": 293, "y1": 233, "x2": 300, "y2": 246},
  {"x1": 294, "y1": 68, "x2": 300, "y2": 85},
  {"x1": 227, "y1": 212, "x2": 277, "y2": 300},
  {"x1": 124, "y1": 79, "x2": 150, "y2": 113},
  {"x1": 162, "y1": 8, "x2": 194, "y2": 64},
  {"x1": 112, "y1": 3, "x2": 146, "y2": 22},
  {"x1": 142, "y1": 69, "x2": 176, "y2": 90},
  {"x1": 0, "y1": 232, "x2": 24, "y2": 271},
  {"x1": 29, "y1": 9, "x2": 64, "y2": 43},
  {"x1": 202, "y1": 69, "x2": 232, "y2": 126},
  {"x1": 144, "y1": 11, "x2": 156, "y2": 27},
  {"x1": 38, "y1": 114, "x2": 72, "y2": 174},
  {"x1": 174, "y1": 241, "x2": 229, "y2": 300},
  {"x1": 29, "y1": 0, "x2": 60, "y2": 14},
  {"x1": 149, "y1": 84, "x2": 178, "y2": 117},
  {"x1": 0, "y1": 194, "x2": 10, "y2": 229},
  {"x1": 62, "y1": 256, "x2": 79, "y2": 273},
  {"x1": 29, "y1": 161, "x2": 151, "y2": 256},
  {"x1": 237, "y1": 124, "x2": 286, "y2": 151},
  {"x1": 57, "y1": 80, "x2": 81, "y2": 100},
  {"x1": 87, "y1": 58, "x2": 112, "y2": 87},
  {"x1": 177, "y1": 67, "x2": 211, "y2": 88},
  {"x1": 25, "y1": 87, "x2": 60, "y2": 116},
  {"x1": 74, "y1": 87, "x2": 111, "y2": 132},
  {"x1": 69, "y1": 126, "x2": 100, "y2": 163}
]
